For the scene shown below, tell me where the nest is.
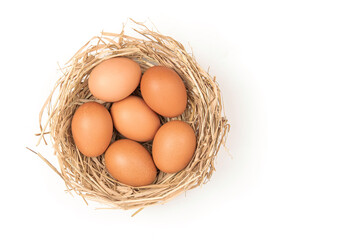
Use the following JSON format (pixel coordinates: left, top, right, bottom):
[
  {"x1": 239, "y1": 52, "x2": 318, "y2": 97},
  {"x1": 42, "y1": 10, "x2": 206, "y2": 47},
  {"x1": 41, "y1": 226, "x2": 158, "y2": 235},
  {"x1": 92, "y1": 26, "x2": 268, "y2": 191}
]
[{"x1": 36, "y1": 20, "x2": 229, "y2": 211}]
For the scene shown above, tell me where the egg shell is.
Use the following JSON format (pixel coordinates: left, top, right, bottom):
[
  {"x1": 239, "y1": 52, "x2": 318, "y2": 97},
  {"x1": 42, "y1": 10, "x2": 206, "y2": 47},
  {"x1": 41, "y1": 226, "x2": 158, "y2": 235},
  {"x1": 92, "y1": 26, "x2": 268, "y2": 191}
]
[
  {"x1": 152, "y1": 120, "x2": 196, "y2": 173},
  {"x1": 110, "y1": 95, "x2": 160, "y2": 142},
  {"x1": 88, "y1": 57, "x2": 141, "y2": 102},
  {"x1": 105, "y1": 139, "x2": 157, "y2": 187},
  {"x1": 140, "y1": 66, "x2": 187, "y2": 117},
  {"x1": 71, "y1": 102, "x2": 113, "y2": 157}
]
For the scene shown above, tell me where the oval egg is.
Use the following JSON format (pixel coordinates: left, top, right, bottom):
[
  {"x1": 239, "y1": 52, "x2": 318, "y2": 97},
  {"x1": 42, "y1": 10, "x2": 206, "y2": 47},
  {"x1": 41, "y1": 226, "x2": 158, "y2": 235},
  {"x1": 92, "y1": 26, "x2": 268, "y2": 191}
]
[
  {"x1": 88, "y1": 57, "x2": 141, "y2": 102},
  {"x1": 71, "y1": 102, "x2": 113, "y2": 157},
  {"x1": 110, "y1": 95, "x2": 160, "y2": 142},
  {"x1": 105, "y1": 139, "x2": 157, "y2": 187},
  {"x1": 152, "y1": 120, "x2": 196, "y2": 173},
  {"x1": 140, "y1": 66, "x2": 187, "y2": 117}
]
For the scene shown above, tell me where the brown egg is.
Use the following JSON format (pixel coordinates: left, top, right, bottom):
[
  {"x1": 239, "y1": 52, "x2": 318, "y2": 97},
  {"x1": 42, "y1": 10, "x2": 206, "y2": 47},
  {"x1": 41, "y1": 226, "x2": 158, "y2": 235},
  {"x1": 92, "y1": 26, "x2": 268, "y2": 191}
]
[
  {"x1": 140, "y1": 66, "x2": 187, "y2": 117},
  {"x1": 110, "y1": 95, "x2": 160, "y2": 142},
  {"x1": 105, "y1": 139, "x2": 157, "y2": 187},
  {"x1": 71, "y1": 102, "x2": 113, "y2": 157},
  {"x1": 152, "y1": 120, "x2": 196, "y2": 173},
  {"x1": 88, "y1": 57, "x2": 141, "y2": 102}
]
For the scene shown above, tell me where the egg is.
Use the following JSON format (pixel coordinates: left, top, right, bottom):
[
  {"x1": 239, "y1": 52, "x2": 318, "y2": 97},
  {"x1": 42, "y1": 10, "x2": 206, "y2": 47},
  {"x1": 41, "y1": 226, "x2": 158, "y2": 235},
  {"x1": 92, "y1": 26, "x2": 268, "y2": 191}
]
[
  {"x1": 140, "y1": 66, "x2": 187, "y2": 117},
  {"x1": 110, "y1": 95, "x2": 160, "y2": 142},
  {"x1": 71, "y1": 102, "x2": 113, "y2": 157},
  {"x1": 88, "y1": 57, "x2": 141, "y2": 102},
  {"x1": 105, "y1": 139, "x2": 157, "y2": 187},
  {"x1": 152, "y1": 120, "x2": 196, "y2": 173}
]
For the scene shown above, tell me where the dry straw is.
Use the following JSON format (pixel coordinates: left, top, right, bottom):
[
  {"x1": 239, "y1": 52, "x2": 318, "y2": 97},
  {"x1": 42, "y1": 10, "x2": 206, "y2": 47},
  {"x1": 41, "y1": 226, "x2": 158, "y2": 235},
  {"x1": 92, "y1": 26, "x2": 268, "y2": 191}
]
[{"x1": 35, "y1": 19, "x2": 230, "y2": 211}]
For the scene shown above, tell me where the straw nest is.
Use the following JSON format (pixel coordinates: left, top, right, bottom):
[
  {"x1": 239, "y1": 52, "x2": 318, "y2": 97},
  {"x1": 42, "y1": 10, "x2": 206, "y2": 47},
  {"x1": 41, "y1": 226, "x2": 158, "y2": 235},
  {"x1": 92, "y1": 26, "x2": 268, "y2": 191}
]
[{"x1": 36, "y1": 20, "x2": 230, "y2": 211}]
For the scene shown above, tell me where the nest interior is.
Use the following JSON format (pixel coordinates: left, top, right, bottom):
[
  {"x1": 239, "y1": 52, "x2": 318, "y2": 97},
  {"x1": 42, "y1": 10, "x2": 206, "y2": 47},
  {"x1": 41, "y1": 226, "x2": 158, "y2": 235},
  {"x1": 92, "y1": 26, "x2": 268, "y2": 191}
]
[{"x1": 37, "y1": 21, "x2": 229, "y2": 210}]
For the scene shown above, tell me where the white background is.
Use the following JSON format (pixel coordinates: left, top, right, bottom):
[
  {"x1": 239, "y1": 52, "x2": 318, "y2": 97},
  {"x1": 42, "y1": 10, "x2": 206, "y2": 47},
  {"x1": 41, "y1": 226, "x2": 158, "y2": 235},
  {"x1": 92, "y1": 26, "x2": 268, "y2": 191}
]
[{"x1": 1, "y1": 0, "x2": 346, "y2": 239}]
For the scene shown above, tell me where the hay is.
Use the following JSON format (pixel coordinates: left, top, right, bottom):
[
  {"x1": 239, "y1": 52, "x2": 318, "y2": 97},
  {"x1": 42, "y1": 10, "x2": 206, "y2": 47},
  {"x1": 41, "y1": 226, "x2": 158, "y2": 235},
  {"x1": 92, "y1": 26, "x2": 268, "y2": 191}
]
[{"x1": 36, "y1": 19, "x2": 230, "y2": 210}]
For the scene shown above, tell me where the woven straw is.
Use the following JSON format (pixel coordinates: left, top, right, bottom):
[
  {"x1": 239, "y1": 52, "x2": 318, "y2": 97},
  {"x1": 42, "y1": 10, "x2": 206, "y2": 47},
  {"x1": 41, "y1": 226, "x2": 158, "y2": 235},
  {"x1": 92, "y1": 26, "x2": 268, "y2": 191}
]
[{"x1": 35, "y1": 20, "x2": 229, "y2": 211}]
